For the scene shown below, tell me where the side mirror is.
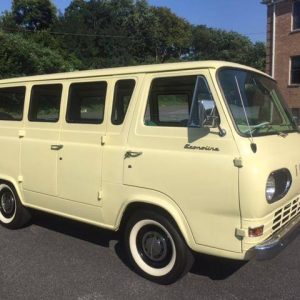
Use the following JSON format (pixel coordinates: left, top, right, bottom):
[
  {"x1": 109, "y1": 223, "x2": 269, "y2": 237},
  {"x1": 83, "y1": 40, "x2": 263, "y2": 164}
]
[
  {"x1": 187, "y1": 76, "x2": 226, "y2": 136},
  {"x1": 188, "y1": 100, "x2": 208, "y2": 128}
]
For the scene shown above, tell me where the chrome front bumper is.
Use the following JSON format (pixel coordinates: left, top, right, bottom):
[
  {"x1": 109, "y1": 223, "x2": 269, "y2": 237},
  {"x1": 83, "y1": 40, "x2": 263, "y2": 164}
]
[{"x1": 255, "y1": 214, "x2": 300, "y2": 260}]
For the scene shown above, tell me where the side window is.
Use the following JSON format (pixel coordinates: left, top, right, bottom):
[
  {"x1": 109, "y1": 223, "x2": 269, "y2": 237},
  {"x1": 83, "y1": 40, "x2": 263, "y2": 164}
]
[
  {"x1": 111, "y1": 79, "x2": 135, "y2": 125},
  {"x1": 145, "y1": 75, "x2": 218, "y2": 128},
  {"x1": 29, "y1": 84, "x2": 62, "y2": 122},
  {"x1": 0, "y1": 87, "x2": 25, "y2": 121},
  {"x1": 144, "y1": 75, "x2": 196, "y2": 127},
  {"x1": 67, "y1": 81, "x2": 107, "y2": 124}
]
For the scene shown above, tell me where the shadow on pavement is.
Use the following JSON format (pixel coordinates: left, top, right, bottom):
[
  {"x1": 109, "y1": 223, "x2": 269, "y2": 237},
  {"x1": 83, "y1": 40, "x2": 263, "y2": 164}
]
[
  {"x1": 31, "y1": 209, "x2": 246, "y2": 281},
  {"x1": 31, "y1": 209, "x2": 119, "y2": 248},
  {"x1": 190, "y1": 253, "x2": 247, "y2": 280}
]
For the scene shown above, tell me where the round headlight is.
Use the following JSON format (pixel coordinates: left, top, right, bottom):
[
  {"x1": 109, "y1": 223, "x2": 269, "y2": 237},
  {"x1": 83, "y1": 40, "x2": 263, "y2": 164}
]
[
  {"x1": 266, "y1": 174, "x2": 276, "y2": 202},
  {"x1": 265, "y1": 169, "x2": 292, "y2": 203}
]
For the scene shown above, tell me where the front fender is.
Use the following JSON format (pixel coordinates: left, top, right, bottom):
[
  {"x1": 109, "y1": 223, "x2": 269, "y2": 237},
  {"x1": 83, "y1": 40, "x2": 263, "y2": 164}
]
[{"x1": 114, "y1": 187, "x2": 196, "y2": 250}]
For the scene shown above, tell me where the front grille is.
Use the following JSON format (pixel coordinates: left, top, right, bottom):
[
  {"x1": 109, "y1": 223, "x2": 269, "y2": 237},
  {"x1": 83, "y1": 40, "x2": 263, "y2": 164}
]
[{"x1": 272, "y1": 197, "x2": 300, "y2": 232}]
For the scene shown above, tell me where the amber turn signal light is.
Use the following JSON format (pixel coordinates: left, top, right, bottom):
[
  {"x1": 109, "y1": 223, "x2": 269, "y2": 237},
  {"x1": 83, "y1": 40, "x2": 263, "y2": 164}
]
[{"x1": 248, "y1": 226, "x2": 264, "y2": 237}]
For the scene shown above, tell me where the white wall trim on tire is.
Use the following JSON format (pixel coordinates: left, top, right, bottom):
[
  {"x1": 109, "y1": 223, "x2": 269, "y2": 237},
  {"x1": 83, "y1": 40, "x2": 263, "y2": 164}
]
[
  {"x1": 129, "y1": 219, "x2": 176, "y2": 277},
  {"x1": 0, "y1": 183, "x2": 16, "y2": 224}
]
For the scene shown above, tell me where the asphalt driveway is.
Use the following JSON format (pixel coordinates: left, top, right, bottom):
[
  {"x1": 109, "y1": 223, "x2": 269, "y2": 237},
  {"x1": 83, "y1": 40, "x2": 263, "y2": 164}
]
[{"x1": 0, "y1": 211, "x2": 299, "y2": 300}]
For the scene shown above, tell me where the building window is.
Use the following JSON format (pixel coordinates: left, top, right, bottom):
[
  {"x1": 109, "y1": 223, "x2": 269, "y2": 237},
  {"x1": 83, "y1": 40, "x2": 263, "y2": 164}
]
[
  {"x1": 291, "y1": 56, "x2": 300, "y2": 84},
  {"x1": 293, "y1": 1, "x2": 300, "y2": 30}
]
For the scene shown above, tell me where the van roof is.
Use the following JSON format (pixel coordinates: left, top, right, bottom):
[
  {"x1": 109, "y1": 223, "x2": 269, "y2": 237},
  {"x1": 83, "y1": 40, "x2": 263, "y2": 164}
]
[{"x1": 0, "y1": 60, "x2": 269, "y2": 85}]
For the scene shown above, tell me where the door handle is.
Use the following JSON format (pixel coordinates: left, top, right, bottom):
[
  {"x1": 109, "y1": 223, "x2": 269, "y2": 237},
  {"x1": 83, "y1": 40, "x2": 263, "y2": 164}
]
[
  {"x1": 51, "y1": 144, "x2": 64, "y2": 151},
  {"x1": 125, "y1": 151, "x2": 143, "y2": 159}
]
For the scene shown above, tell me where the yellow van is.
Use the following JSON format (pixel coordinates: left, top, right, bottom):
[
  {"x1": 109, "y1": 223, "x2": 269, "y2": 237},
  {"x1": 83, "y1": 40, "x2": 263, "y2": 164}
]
[{"x1": 0, "y1": 61, "x2": 299, "y2": 284}]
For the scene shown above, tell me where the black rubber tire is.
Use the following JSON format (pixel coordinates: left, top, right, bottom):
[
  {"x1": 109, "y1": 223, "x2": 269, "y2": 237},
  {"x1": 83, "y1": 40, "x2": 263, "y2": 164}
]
[
  {"x1": 124, "y1": 210, "x2": 194, "y2": 285},
  {"x1": 0, "y1": 182, "x2": 31, "y2": 229}
]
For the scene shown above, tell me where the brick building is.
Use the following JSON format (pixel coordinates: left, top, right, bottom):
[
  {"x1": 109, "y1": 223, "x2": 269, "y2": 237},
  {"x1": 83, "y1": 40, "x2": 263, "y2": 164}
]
[{"x1": 262, "y1": 0, "x2": 300, "y2": 116}]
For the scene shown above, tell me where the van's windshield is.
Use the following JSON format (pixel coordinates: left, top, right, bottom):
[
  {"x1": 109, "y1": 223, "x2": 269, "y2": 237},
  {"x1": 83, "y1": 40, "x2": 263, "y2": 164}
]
[{"x1": 218, "y1": 68, "x2": 297, "y2": 137}]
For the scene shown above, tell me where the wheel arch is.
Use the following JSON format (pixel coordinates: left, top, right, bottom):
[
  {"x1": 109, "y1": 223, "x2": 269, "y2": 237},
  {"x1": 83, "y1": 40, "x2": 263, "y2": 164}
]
[
  {"x1": 0, "y1": 175, "x2": 24, "y2": 205},
  {"x1": 117, "y1": 200, "x2": 196, "y2": 250}
]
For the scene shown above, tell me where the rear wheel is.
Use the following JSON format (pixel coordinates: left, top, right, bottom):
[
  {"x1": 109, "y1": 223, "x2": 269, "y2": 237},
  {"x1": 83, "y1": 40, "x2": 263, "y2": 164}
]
[
  {"x1": 124, "y1": 210, "x2": 194, "y2": 284},
  {"x1": 0, "y1": 182, "x2": 31, "y2": 229}
]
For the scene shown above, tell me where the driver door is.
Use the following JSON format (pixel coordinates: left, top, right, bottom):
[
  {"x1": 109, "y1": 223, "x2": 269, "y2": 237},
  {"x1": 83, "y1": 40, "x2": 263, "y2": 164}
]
[{"x1": 123, "y1": 70, "x2": 242, "y2": 253}]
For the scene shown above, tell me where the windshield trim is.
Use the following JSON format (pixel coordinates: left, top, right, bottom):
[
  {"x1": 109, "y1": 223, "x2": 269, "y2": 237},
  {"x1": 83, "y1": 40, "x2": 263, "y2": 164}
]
[{"x1": 216, "y1": 67, "x2": 298, "y2": 138}]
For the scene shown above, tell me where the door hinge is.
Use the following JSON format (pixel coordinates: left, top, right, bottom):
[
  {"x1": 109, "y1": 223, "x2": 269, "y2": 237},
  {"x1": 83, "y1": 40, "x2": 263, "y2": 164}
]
[
  {"x1": 97, "y1": 190, "x2": 103, "y2": 201},
  {"x1": 17, "y1": 175, "x2": 23, "y2": 183},
  {"x1": 101, "y1": 136, "x2": 106, "y2": 146},
  {"x1": 233, "y1": 157, "x2": 243, "y2": 168}
]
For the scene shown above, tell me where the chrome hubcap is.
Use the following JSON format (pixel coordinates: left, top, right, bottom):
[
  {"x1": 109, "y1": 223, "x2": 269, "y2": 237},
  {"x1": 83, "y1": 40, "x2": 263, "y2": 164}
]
[
  {"x1": 142, "y1": 231, "x2": 168, "y2": 262},
  {"x1": 136, "y1": 224, "x2": 173, "y2": 269}
]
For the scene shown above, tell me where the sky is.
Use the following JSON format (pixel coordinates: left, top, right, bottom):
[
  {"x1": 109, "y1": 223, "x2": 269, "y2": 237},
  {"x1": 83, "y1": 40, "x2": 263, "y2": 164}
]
[{"x1": 0, "y1": 0, "x2": 267, "y2": 42}]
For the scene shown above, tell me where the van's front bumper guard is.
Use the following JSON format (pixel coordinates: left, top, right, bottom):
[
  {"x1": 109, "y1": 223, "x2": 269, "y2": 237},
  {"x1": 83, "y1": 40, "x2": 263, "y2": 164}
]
[{"x1": 255, "y1": 214, "x2": 300, "y2": 260}]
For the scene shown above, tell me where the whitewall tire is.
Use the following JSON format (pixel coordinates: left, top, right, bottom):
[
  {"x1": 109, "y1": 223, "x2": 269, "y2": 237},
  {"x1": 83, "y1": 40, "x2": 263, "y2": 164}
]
[
  {"x1": 124, "y1": 210, "x2": 194, "y2": 284},
  {"x1": 0, "y1": 182, "x2": 31, "y2": 229},
  {"x1": 0, "y1": 184, "x2": 17, "y2": 224}
]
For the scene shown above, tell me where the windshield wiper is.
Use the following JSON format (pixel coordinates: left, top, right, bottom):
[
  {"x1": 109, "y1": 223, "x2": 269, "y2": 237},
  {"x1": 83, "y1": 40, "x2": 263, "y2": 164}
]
[{"x1": 244, "y1": 122, "x2": 271, "y2": 134}]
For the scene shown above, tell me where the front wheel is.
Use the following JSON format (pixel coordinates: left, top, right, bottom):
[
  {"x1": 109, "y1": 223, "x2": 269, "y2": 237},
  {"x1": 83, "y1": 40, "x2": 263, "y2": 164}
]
[
  {"x1": 0, "y1": 182, "x2": 31, "y2": 229},
  {"x1": 124, "y1": 210, "x2": 194, "y2": 284}
]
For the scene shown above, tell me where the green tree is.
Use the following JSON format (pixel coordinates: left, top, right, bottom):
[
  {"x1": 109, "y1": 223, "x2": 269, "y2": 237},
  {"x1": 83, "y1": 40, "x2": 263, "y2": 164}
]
[
  {"x1": 190, "y1": 25, "x2": 266, "y2": 71},
  {"x1": 54, "y1": 0, "x2": 157, "y2": 68},
  {"x1": 0, "y1": 0, "x2": 266, "y2": 75},
  {"x1": 246, "y1": 42, "x2": 266, "y2": 71},
  {"x1": 151, "y1": 7, "x2": 191, "y2": 62},
  {"x1": 12, "y1": 0, "x2": 57, "y2": 31},
  {"x1": 54, "y1": 0, "x2": 106, "y2": 68},
  {"x1": 0, "y1": 11, "x2": 19, "y2": 32},
  {"x1": 54, "y1": 0, "x2": 192, "y2": 67},
  {"x1": 0, "y1": 31, "x2": 76, "y2": 78}
]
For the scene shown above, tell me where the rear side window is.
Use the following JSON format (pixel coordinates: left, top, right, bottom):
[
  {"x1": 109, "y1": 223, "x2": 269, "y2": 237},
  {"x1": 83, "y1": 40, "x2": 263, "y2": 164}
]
[
  {"x1": 111, "y1": 79, "x2": 135, "y2": 125},
  {"x1": 144, "y1": 76, "x2": 197, "y2": 127},
  {"x1": 29, "y1": 84, "x2": 62, "y2": 122},
  {"x1": 67, "y1": 81, "x2": 107, "y2": 124},
  {"x1": 0, "y1": 87, "x2": 25, "y2": 121}
]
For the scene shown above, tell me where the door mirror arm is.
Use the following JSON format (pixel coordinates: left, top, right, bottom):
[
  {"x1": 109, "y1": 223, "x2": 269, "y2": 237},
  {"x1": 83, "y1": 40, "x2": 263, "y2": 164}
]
[{"x1": 188, "y1": 101, "x2": 226, "y2": 137}]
